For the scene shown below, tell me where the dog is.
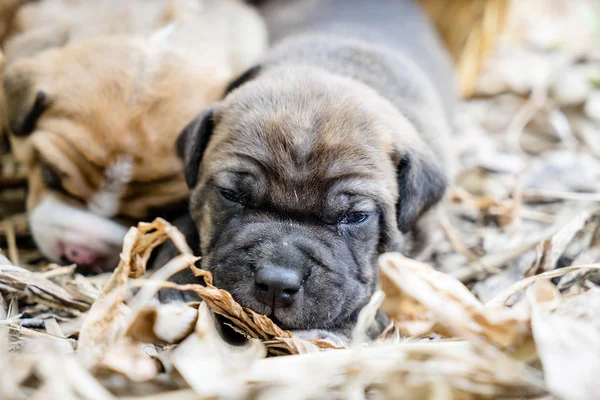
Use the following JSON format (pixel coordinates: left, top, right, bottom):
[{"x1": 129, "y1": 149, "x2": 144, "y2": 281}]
[
  {"x1": 176, "y1": 0, "x2": 456, "y2": 341},
  {"x1": 1, "y1": 0, "x2": 267, "y2": 273}
]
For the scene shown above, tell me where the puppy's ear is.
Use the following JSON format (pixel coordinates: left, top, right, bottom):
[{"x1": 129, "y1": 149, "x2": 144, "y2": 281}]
[
  {"x1": 395, "y1": 152, "x2": 447, "y2": 233},
  {"x1": 3, "y1": 70, "x2": 50, "y2": 137},
  {"x1": 223, "y1": 65, "x2": 261, "y2": 96},
  {"x1": 177, "y1": 109, "x2": 216, "y2": 189}
]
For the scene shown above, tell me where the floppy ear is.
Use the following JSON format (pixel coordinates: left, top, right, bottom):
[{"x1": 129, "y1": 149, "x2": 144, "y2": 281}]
[
  {"x1": 177, "y1": 109, "x2": 216, "y2": 189},
  {"x1": 223, "y1": 65, "x2": 261, "y2": 96},
  {"x1": 3, "y1": 69, "x2": 50, "y2": 137},
  {"x1": 395, "y1": 152, "x2": 447, "y2": 233}
]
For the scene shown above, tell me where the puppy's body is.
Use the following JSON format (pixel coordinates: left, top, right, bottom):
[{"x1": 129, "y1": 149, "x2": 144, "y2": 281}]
[
  {"x1": 179, "y1": 0, "x2": 455, "y2": 340},
  {"x1": 259, "y1": 0, "x2": 456, "y2": 119}
]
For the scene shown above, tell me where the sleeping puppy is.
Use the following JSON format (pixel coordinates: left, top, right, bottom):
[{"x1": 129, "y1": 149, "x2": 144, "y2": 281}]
[
  {"x1": 177, "y1": 0, "x2": 456, "y2": 340},
  {"x1": 1, "y1": 0, "x2": 266, "y2": 273}
]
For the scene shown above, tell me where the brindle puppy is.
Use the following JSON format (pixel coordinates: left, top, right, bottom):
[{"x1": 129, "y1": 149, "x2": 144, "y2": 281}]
[{"x1": 177, "y1": 0, "x2": 456, "y2": 341}]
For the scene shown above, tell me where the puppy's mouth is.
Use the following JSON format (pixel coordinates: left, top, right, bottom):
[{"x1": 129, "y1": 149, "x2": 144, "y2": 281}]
[{"x1": 29, "y1": 195, "x2": 129, "y2": 274}]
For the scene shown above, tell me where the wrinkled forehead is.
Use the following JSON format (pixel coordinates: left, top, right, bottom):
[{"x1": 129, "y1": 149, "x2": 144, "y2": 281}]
[{"x1": 206, "y1": 102, "x2": 396, "y2": 210}]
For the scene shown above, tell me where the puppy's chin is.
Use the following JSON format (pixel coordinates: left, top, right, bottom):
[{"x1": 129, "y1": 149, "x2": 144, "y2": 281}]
[{"x1": 29, "y1": 195, "x2": 128, "y2": 273}]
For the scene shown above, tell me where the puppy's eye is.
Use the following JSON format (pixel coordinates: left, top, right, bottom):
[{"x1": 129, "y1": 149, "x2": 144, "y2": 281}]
[
  {"x1": 40, "y1": 160, "x2": 63, "y2": 190},
  {"x1": 339, "y1": 212, "x2": 369, "y2": 225},
  {"x1": 218, "y1": 188, "x2": 243, "y2": 203}
]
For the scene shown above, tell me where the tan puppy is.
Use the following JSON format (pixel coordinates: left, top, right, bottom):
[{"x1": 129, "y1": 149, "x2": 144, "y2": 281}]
[{"x1": 1, "y1": 0, "x2": 266, "y2": 272}]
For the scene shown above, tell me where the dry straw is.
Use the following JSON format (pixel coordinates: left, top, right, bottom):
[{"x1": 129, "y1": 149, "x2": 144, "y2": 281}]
[
  {"x1": 3, "y1": 0, "x2": 600, "y2": 398},
  {"x1": 419, "y1": 0, "x2": 511, "y2": 97},
  {"x1": 1, "y1": 217, "x2": 600, "y2": 398}
]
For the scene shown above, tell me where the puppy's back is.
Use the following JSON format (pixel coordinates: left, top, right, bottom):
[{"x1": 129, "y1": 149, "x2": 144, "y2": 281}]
[{"x1": 258, "y1": 0, "x2": 456, "y2": 116}]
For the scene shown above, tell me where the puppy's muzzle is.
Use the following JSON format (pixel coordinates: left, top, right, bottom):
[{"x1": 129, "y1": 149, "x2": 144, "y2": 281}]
[
  {"x1": 59, "y1": 242, "x2": 105, "y2": 269},
  {"x1": 253, "y1": 264, "x2": 303, "y2": 309},
  {"x1": 250, "y1": 237, "x2": 311, "y2": 310}
]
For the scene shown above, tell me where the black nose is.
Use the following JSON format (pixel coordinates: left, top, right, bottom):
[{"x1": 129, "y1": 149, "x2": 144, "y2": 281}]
[{"x1": 254, "y1": 265, "x2": 302, "y2": 308}]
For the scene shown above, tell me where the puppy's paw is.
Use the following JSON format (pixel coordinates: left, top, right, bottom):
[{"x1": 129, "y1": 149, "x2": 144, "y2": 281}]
[{"x1": 292, "y1": 329, "x2": 348, "y2": 347}]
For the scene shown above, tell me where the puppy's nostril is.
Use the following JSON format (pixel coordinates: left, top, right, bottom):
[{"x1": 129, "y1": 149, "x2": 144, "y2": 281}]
[{"x1": 282, "y1": 288, "x2": 297, "y2": 298}]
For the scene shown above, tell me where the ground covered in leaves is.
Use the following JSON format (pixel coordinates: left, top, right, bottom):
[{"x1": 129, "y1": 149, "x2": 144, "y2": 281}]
[{"x1": 1, "y1": 1, "x2": 600, "y2": 399}]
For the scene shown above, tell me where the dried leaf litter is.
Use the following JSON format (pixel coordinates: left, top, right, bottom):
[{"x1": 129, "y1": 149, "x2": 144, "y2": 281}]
[{"x1": 1, "y1": 1, "x2": 600, "y2": 399}]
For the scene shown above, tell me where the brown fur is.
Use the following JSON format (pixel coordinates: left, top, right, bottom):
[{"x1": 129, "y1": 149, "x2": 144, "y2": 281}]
[
  {"x1": 0, "y1": 0, "x2": 267, "y2": 270},
  {"x1": 4, "y1": 36, "x2": 229, "y2": 217}
]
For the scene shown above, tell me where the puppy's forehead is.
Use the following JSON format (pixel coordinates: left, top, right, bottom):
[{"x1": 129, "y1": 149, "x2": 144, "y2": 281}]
[
  {"x1": 219, "y1": 101, "x2": 382, "y2": 174},
  {"x1": 210, "y1": 92, "x2": 396, "y2": 211}
]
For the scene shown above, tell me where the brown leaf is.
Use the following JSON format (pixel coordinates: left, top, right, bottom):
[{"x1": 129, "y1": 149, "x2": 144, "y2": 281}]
[
  {"x1": 100, "y1": 339, "x2": 160, "y2": 382},
  {"x1": 380, "y1": 252, "x2": 531, "y2": 348},
  {"x1": 524, "y1": 211, "x2": 590, "y2": 277},
  {"x1": 77, "y1": 228, "x2": 138, "y2": 362},
  {"x1": 0, "y1": 270, "x2": 90, "y2": 312},
  {"x1": 264, "y1": 337, "x2": 343, "y2": 356},
  {"x1": 529, "y1": 285, "x2": 600, "y2": 400},
  {"x1": 130, "y1": 218, "x2": 195, "y2": 279},
  {"x1": 125, "y1": 304, "x2": 198, "y2": 345},
  {"x1": 170, "y1": 303, "x2": 266, "y2": 397}
]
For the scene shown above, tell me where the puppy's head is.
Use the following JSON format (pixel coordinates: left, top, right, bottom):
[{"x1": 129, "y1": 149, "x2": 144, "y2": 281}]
[
  {"x1": 179, "y1": 66, "x2": 447, "y2": 331},
  {"x1": 1, "y1": 37, "x2": 229, "y2": 273}
]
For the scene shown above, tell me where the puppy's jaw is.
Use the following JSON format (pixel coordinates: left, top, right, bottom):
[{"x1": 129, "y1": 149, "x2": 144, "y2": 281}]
[{"x1": 29, "y1": 195, "x2": 127, "y2": 271}]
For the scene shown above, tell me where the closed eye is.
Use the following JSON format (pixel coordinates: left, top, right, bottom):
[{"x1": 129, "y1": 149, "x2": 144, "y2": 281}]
[
  {"x1": 39, "y1": 159, "x2": 86, "y2": 205},
  {"x1": 217, "y1": 187, "x2": 245, "y2": 204},
  {"x1": 40, "y1": 159, "x2": 65, "y2": 191},
  {"x1": 338, "y1": 211, "x2": 370, "y2": 225}
]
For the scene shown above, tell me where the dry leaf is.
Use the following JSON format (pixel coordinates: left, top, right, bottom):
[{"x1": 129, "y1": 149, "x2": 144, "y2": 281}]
[
  {"x1": 0, "y1": 249, "x2": 10, "y2": 266},
  {"x1": 525, "y1": 211, "x2": 590, "y2": 277},
  {"x1": 529, "y1": 286, "x2": 600, "y2": 400},
  {"x1": 170, "y1": 302, "x2": 266, "y2": 398},
  {"x1": 351, "y1": 289, "x2": 385, "y2": 347},
  {"x1": 125, "y1": 303, "x2": 198, "y2": 344},
  {"x1": 264, "y1": 336, "x2": 342, "y2": 356},
  {"x1": 380, "y1": 252, "x2": 531, "y2": 348},
  {"x1": 100, "y1": 339, "x2": 160, "y2": 382},
  {"x1": 129, "y1": 218, "x2": 196, "y2": 279},
  {"x1": 77, "y1": 228, "x2": 138, "y2": 363},
  {"x1": 0, "y1": 269, "x2": 90, "y2": 313},
  {"x1": 486, "y1": 264, "x2": 600, "y2": 308}
]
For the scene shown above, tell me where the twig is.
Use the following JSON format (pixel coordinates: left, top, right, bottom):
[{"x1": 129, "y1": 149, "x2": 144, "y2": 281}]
[
  {"x1": 439, "y1": 212, "x2": 479, "y2": 261},
  {"x1": 517, "y1": 208, "x2": 556, "y2": 224},
  {"x1": 523, "y1": 189, "x2": 600, "y2": 202},
  {"x1": 452, "y1": 212, "x2": 582, "y2": 282},
  {"x1": 486, "y1": 263, "x2": 600, "y2": 308},
  {"x1": 548, "y1": 108, "x2": 579, "y2": 151},
  {"x1": 0, "y1": 214, "x2": 30, "y2": 237},
  {"x1": 505, "y1": 80, "x2": 549, "y2": 152},
  {"x1": 2, "y1": 220, "x2": 19, "y2": 266}
]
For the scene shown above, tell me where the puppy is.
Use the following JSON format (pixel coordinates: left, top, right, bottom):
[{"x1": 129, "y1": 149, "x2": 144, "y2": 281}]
[
  {"x1": 1, "y1": 0, "x2": 267, "y2": 273},
  {"x1": 177, "y1": 0, "x2": 456, "y2": 340}
]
